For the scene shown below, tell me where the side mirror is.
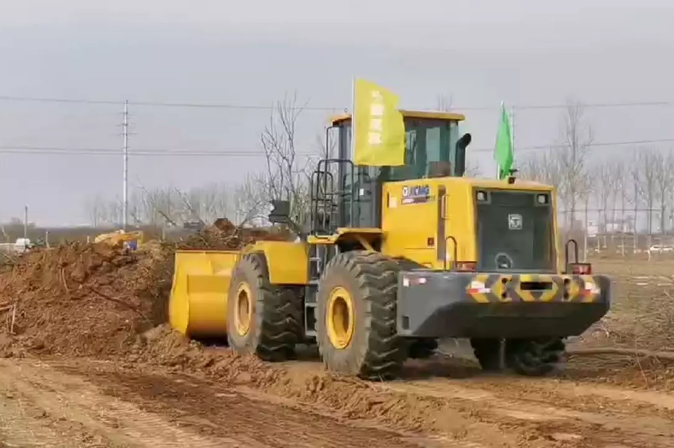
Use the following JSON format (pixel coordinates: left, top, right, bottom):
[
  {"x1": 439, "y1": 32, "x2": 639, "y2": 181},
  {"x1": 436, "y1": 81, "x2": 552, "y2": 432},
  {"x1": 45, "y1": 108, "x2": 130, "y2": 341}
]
[
  {"x1": 268, "y1": 200, "x2": 291, "y2": 225},
  {"x1": 268, "y1": 200, "x2": 305, "y2": 239}
]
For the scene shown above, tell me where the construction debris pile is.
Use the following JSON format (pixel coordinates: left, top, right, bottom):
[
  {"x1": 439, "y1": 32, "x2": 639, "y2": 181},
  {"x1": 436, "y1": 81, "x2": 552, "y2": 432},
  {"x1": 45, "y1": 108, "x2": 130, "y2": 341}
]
[
  {"x1": 0, "y1": 242, "x2": 156, "y2": 358},
  {"x1": 178, "y1": 218, "x2": 291, "y2": 250},
  {"x1": 0, "y1": 219, "x2": 290, "y2": 360}
]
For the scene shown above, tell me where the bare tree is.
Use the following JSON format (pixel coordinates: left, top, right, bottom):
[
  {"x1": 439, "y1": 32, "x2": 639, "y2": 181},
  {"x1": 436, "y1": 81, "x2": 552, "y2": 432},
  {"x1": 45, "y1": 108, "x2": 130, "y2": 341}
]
[
  {"x1": 232, "y1": 173, "x2": 270, "y2": 226},
  {"x1": 518, "y1": 150, "x2": 564, "y2": 190},
  {"x1": 594, "y1": 163, "x2": 617, "y2": 247},
  {"x1": 633, "y1": 149, "x2": 660, "y2": 245},
  {"x1": 606, "y1": 159, "x2": 628, "y2": 251},
  {"x1": 652, "y1": 149, "x2": 674, "y2": 235},
  {"x1": 134, "y1": 185, "x2": 179, "y2": 227},
  {"x1": 556, "y1": 99, "x2": 594, "y2": 230},
  {"x1": 464, "y1": 159, "x2": 481, "y2": 177},
  {"x1": 83, "y1": 194, "x2": 107, "y2": 227},
  {"x1": 436, "y1": 94, "x2": 453, "y2": 111},
  {"x1": 260, "y1": 92, "x2": 312, "y2": 225},
  {"x1": 181, "y1": 183, "x2": 232, "y2": 224},
  {"x1": 127, "y1": 190, "x2": 146, "y2": 226},
  {"x1": 85, "y1": 181, "x2": 235, "y2": 230},
  {"x1": 316, "y1": 129, "x2": 337, "y2": 160},
  {"x1": 579, "y1": 173, "x2": 595, "y2": 258}
]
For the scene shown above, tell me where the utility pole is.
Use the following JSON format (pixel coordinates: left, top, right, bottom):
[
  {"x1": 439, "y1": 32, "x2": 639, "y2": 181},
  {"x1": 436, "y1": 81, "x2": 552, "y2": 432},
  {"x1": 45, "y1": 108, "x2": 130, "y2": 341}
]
[{"x1": 122, "y1": 100, "x2": 129, "y2": 231}]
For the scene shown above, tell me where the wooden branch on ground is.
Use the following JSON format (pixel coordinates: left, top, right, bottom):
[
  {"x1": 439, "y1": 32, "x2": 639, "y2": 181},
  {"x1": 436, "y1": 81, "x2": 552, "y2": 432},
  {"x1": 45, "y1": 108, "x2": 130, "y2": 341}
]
[
  {"x1": 568, "y1": 347, "x2": 674, "y2": 361},
  {"x1": 86, "y1": 286, "x2": 151, "y2": 325},
  {"x1": 9, "y1": 305, "x2": 16, "y2": 334}
]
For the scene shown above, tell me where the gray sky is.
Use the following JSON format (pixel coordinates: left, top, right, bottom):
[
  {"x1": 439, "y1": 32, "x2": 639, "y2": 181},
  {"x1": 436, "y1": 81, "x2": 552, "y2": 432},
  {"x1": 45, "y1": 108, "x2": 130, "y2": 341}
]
[{"x1": 1, "y1": 0, "x2": 673, "y2": 225}]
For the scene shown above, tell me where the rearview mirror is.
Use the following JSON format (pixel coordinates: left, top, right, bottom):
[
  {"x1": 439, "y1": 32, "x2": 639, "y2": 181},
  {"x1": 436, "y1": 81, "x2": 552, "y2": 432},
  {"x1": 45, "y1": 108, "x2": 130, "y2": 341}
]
[{"x1": 268, "y1": 200, "x2": 291, "y2": 224}]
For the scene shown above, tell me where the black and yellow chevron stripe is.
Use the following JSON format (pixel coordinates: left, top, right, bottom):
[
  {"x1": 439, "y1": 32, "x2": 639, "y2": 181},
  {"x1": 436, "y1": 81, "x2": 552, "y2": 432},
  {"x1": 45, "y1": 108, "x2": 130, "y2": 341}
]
[{"x1": 466, "y1": 273, "x2": 600, "y2": 303}]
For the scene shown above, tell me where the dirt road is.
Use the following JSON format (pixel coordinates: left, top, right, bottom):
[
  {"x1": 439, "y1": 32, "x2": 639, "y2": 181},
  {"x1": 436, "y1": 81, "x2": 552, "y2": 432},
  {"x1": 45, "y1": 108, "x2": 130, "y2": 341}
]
[
  {"x1": 0, "y1": 359, "x2": 441, "y2": 448},
  {"x1": 0, "y1": 356, "x2": 672, "y2": 448}
]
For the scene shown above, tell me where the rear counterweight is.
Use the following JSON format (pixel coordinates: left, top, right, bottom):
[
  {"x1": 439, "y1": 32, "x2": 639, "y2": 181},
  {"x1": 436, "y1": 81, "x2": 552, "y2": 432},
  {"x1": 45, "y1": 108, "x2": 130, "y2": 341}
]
[{"x1": 396, "y1": 271, "x2": 610, "y2": 339}]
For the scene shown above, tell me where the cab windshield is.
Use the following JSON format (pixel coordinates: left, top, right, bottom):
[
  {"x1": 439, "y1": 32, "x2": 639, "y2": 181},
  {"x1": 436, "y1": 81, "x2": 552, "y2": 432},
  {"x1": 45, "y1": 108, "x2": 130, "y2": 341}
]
[
  {"x1": 386, "y1": 118, "x2": 460, "y2": 180},
  {"x1": 341, "y1": 119, "x2": 461, "y2": 181}
]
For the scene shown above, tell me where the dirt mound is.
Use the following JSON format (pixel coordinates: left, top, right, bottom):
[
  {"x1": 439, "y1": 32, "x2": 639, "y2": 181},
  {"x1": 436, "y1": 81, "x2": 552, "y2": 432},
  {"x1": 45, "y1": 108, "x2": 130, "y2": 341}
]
[
  {"x1": 129, "y1": 325, "x2": 282, "y2": 387},
  {"x1": 0, "y1": 219, "x2": 292, "y2": 360},
  {"x1": 0, "y1": 242, "x2": 163, "y2": 357},
  {"x1": 178, "y1": 218, "x2": 292, "y2": 250}
]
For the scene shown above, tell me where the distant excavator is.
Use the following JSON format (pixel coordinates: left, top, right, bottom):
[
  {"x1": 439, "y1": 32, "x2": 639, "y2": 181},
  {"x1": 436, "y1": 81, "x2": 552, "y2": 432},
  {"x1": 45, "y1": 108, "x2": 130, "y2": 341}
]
[{"x1": 168, "y1": 109, "x2": 611, "y2": 381}]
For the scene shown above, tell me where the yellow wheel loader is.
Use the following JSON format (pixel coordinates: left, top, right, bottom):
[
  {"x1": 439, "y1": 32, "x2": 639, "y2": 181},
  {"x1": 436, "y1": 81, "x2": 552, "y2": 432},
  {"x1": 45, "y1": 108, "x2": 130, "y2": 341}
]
[{"x1": 169, "y1": 110, "x2": 611, "y2": 381}]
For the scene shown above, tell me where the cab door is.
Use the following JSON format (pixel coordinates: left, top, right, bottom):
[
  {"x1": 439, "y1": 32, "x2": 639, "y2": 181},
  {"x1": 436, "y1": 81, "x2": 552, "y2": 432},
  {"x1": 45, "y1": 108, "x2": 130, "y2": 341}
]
[{"x1": 381, "y1": 181, "x2": 441, "y2": 268}]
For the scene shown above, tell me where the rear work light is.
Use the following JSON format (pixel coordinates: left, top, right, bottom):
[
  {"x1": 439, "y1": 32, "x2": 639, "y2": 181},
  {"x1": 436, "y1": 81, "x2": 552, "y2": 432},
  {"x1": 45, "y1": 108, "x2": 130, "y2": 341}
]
[
  {"x1": 570, "y1": 263, "x2": 592, "y2": 275},
  {"x1": 455, "y1": 261, "x2": 477, "y2": 272}
]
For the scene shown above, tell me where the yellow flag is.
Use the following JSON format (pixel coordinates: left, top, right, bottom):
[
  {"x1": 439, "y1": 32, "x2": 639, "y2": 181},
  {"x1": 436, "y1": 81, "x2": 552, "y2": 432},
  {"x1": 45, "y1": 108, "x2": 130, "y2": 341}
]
[{"x1": 352, "y1": 79, "x2": 405, "y2": 166}]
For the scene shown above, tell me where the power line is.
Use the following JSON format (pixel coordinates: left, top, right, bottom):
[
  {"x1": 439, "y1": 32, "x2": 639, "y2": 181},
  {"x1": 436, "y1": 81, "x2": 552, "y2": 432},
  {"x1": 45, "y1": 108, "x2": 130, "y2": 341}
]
[
  {"x1": 0, "y1": 146, "x2": 319, "y2": 157},
  {"x1": 1, "y1": 137, "x2": 673, "y2": 157},
  {"x1": 0, "y1": 94, "x2": 671, "y2": 111},
  {"x1": 465, "y1": 100, "x2": 672, "y2": 111},
  {"x1": 0, "y1": 95, "x2": 343, "y2": 111},
  {"x1": 473, "y1": 137, "x2": 674, "y2": 153}
]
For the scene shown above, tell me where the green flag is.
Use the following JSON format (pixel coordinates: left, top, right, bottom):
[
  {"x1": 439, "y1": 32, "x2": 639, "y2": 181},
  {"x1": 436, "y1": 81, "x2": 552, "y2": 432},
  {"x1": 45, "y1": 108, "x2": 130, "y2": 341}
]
[{"x1": 495, "y1": 103, "x2": 513, "y2": 179}]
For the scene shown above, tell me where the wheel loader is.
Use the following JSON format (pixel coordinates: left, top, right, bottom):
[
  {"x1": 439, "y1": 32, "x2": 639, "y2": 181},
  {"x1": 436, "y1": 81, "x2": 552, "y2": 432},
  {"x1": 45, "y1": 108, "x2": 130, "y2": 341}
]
[{"x1": 168, "y1": 110, "x2": 611, "y2": 381}]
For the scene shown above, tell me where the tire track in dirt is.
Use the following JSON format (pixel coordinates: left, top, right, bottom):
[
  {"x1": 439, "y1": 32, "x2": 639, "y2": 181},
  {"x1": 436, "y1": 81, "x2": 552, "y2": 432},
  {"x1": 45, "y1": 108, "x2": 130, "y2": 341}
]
[
  {"x1": 1, "y1": 359, "x2": 450, "y2": 448},
  {"x1": 0, "y1": 360, "x2": 242, "y2": 447},
  {"x1": 267, "y1": 356, "x2": 674, "y2": 448},
  {"x1": 4, "y1": 351, "x2": 674, "y2": 448},
  {"x1": 66, "y1": 364, "x2": 450, "y2": 448},
  {"x1": 384, "y1": 379, "x2": 673, "y2": 447},
  {"x1": 387, "y1": 359, "x2": 674, "y2": 448}
]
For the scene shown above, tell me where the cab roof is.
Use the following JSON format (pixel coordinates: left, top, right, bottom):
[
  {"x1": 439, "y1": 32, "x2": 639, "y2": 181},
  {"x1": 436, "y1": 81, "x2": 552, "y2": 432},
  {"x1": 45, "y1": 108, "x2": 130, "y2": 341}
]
[{"x1": 329, "y1": 110, "x2": 466, "y2": 126}]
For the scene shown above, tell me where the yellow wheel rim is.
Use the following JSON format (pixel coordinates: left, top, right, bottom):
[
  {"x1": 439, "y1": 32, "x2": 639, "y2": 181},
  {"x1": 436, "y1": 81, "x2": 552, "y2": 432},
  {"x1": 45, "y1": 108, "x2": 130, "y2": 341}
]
[
  {"x1": 234, "y1": 283, "x2": 253, "y2": 336},
  {"x1": 326, "y1": 286, "x2": 355, "y2": 350}
]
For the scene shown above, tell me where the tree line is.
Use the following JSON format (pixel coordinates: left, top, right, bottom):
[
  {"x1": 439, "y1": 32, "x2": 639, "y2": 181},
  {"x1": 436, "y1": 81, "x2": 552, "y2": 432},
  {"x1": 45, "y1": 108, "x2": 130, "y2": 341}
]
[
  {"x1": 82, "y1": 94, "x2": 672, "y2": 236},
  {"x1": 519, "y1": 99, "x2": 674, "y2": 236}
]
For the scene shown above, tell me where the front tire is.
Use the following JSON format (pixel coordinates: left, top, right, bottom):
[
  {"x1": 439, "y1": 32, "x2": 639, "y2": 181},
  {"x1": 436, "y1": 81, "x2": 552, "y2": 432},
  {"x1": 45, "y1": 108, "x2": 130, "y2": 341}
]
[
  {"x1": 316, "y1": 251, "x2": 406, "y2": 381},
  {"x1": 505, "y1": 338, "x2": 566, "y2": 376},
  {"x1": 226, "y1": 252, "x2": 302, "y2": 361},
  {"x1": 471, "y1": 338, "x2": 503, "y2": 371}
]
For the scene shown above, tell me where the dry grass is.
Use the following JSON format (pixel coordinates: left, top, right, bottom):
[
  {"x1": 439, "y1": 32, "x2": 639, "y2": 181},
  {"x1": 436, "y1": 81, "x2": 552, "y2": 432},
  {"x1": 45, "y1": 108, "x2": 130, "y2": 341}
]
[
  {"x1": 588, "y1": 257, "x2": 674, "y2": 352},
  {"x1": 566, "y1": 255, "x2": 674, "y2": 389}
]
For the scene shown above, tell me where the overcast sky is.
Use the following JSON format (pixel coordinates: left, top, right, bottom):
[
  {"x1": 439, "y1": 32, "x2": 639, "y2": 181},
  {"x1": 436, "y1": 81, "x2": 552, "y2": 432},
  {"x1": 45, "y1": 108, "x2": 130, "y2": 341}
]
[{"x1": 1, "y1": 0, "x2": 673, "y2": 225}]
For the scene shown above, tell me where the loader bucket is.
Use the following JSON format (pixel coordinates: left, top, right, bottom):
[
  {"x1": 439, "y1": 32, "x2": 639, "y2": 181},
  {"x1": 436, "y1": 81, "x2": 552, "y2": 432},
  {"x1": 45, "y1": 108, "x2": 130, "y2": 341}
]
[{"x1": 169, "y1": 250, "x2": 240, "y2": 338}]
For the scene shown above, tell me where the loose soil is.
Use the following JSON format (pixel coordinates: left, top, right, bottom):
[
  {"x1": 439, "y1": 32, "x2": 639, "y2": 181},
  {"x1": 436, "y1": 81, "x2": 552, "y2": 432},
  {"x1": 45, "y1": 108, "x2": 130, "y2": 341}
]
[{"x1": 0, "y1": 227, "x2": 672, "y2": 447}]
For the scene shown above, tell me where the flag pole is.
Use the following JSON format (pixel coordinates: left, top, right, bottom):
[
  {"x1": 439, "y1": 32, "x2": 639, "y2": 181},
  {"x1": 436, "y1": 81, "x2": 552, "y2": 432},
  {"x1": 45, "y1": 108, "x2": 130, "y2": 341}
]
[
  {"x1": 495, "y1": 101, "x2": 504, "y2": 178},
  {"x1": 511, "y1": 105, "x2": 516, "y2": 160},
  {"x1": 350, "y1": 77, "x2": 356, "y2": 160}
]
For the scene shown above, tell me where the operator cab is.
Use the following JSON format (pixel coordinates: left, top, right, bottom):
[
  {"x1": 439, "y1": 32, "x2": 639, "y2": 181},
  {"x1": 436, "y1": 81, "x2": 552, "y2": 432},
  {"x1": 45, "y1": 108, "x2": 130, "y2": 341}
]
[
  {"x1": 328, "y1": 110, "x2": 470, "y2": 179},
  {"x1": 310, "y1": 110, "x2": 471, "y2": 235}
]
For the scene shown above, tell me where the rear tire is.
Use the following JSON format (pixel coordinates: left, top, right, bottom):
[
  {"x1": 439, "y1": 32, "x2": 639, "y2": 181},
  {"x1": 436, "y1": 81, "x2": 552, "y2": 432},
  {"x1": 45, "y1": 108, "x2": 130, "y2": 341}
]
[
  {"x1": 505, "y1": 338, "x2": 566, "y2": 376},
  {"x1": 471, "y1": 338, "x2": 503, "y2": 371},
  {"x1": 226, "y1": 252, "x2": 302, "y2": 361},
  {"x1": 317, "y1": 251, "x2": 406, "y2": 381}
]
